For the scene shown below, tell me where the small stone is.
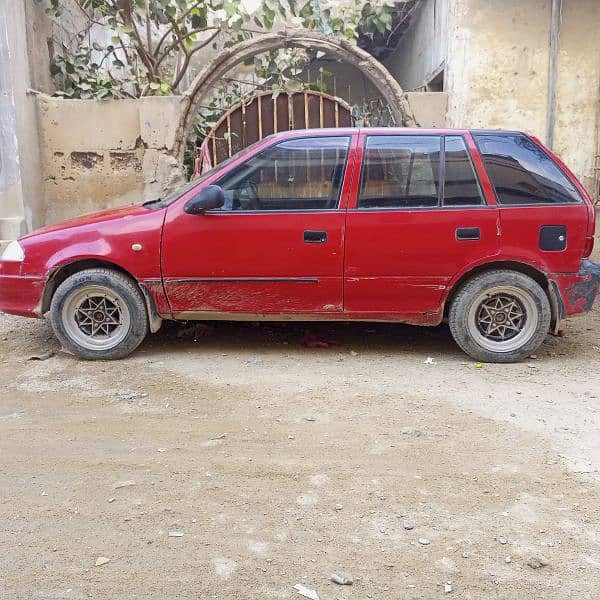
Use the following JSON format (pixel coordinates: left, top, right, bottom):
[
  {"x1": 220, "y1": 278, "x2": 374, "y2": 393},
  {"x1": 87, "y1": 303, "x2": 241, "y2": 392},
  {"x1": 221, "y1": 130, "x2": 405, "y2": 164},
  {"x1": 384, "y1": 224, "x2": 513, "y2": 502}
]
[
  {"x1": 418, "y1": 537, "x2": 430, "y2": 545},
  {"x1": 444, "y1": 582, "x2": 453, "y2": 593},
  {"x1": 292, "y1": 583, "x2": 319, "y2": 600},
  {"x1": 527, "y1": 555, "x2": 550, "y2": 569},
  {"x1": 334, "y1": 504, "x2": 343, "y2": 511},
  {"x1": 95, "y1": 557, "x2": 110, "y2": 567},
  {"x1": 330, "y1": 573, "x2": 353, "y2": 585},
  {"x1": 350, "y1": 350, "x2": 358, "y2": 356},
  {"x1": 168, "y1": 531, "x2": 184, "y2": 538},
  {"x1": 498, "y1": 536, "x2": 508, "y2": 545},
  {"x1": 288, "y1": 435, "x2": 295, "y2": 440},
  {"x1": 400, "y1": 426, "x2": 421, "y2": 436},
  {"x1": 28, "y1": 350, "x2": 54, "y2": 361},
  {"x1": 403, "y1": 519, "x2": 414, "y2": 530},
  {"x1": 108, "y1": 497, "x2": 115, "y2": 503},
  {"x1": 505, "y1": 556, "x2": 512, "y2": 563},
  {"x1": 113, "y1": 480, "x2": 136, "y2": 489},
  {"x1": 41, "y1": 491, "x2": 48, "y2": 497}
]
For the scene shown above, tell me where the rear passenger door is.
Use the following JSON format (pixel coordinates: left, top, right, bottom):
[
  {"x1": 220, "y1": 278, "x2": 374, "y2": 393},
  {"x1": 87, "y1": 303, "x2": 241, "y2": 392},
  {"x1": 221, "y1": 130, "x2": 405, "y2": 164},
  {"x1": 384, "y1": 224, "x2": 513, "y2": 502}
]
[{"x1": 344, "y1": 133, "x2": 499, "y2": 319}]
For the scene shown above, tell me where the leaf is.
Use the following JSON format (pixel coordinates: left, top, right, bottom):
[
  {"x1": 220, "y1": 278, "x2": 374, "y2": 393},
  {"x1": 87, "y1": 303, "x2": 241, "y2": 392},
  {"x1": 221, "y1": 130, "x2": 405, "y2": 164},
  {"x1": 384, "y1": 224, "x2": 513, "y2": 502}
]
[
  {"x1": 283, "y1": 78, "x2": 302, "y2": 94},
  {"x1": 190, "y1": 13, "x2": 207, "y2": 28},
  {"x1": 263, "y1": 7, "x2": 275, "y2": 28}
]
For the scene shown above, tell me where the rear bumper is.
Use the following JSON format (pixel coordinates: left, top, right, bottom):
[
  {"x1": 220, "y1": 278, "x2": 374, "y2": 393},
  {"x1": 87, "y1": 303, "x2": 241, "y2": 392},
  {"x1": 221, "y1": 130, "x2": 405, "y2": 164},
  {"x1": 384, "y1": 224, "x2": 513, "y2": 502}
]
[
  {"x1": 0, "y1": 273, "x2": 45, "y2": 318},
  {"x1": 553, "y1": 259, "x2": 600, "y2": 317}
]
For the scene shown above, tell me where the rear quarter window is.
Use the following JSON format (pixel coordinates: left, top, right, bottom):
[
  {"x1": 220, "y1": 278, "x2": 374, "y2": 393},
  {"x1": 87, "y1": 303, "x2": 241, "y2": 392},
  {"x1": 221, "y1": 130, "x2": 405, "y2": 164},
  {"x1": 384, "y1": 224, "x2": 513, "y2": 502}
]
[{"x1": 474, "y1": 133, "x2": 582, "y2": 205}]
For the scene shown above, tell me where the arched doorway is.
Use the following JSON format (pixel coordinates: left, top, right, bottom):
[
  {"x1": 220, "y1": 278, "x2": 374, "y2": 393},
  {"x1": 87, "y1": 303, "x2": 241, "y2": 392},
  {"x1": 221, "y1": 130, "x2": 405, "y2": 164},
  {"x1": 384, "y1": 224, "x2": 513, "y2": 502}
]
[
  {"x1": 201, "y1": 90, "x2": 353, "y2": 168},
  {"x1": 175, "y1": 29, "x2": 417, "y2": 161}
]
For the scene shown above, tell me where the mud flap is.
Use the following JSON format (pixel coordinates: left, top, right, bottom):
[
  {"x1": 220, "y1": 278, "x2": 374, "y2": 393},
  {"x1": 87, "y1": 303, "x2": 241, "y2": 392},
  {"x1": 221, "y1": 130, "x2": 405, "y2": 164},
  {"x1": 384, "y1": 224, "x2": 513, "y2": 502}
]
[{"x1": 139, "y1": 284, "x2": 163, "y2": 334}]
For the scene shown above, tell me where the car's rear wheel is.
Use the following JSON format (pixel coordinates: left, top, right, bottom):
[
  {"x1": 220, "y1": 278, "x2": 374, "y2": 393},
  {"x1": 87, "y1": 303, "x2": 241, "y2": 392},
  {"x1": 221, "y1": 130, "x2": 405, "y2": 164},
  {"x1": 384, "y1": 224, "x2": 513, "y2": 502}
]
[
  {"x1": 50, "y1": 268, "x2": 148, "y2": 360},
  {"x1": 448, "y1": 270, "x2": 551, "y2": 363}
]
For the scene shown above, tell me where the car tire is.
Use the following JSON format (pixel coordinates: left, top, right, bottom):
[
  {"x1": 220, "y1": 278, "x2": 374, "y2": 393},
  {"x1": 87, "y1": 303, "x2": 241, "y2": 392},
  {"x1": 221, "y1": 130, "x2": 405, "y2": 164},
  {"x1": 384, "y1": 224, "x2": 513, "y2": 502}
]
[
  {"x1": 49, "y1": 268, "x2": 148, "y2": 360},
  {"x1": 448, "y1": 270, "x2": 551, "y2": 363}
]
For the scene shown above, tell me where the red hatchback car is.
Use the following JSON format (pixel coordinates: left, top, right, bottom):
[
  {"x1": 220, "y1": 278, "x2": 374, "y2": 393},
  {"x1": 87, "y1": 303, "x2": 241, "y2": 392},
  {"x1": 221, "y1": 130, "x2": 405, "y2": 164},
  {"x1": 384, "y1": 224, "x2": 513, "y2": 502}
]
[{"x1": 1, "y1": 128, "x2": 598, "y2": 361}]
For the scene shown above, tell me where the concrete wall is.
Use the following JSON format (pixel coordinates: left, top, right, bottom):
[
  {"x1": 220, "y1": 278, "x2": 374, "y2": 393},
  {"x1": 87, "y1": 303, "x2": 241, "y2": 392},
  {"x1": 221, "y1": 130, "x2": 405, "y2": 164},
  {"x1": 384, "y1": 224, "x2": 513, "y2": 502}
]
[
  {"x1": 553, "y1": 0, "x2": 600, "y2": 197},
  {"x1": 384, "y1": 0, "x2": 448, "y2": 92},
  {"x1": 0, "y1": 0, "x2": 44, "y2": 243},
  {"x1": 37, "y1": 96, "x2": 185, "y2": 224},
  {"x1": 444, "y1": 0, "x2": 600, "y2": 195},
  {"x1": 35, "y1": 90, "x2": 447, "y2": 227},
  {"x1": 406, "y1": 92, "x2": 448, "y2": 128}
]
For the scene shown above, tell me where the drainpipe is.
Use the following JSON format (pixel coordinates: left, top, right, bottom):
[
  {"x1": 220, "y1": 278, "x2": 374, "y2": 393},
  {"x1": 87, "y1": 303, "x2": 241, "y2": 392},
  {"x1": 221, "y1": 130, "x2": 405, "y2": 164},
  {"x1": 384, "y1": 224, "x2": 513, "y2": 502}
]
[{"x1": 546, "y1": 0, "x2": 562, "y2": 149}]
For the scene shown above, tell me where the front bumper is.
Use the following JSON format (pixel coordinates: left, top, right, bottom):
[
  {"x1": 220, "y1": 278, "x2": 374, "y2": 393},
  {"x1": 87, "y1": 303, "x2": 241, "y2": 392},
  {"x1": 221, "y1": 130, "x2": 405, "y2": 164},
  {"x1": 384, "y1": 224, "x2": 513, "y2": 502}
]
[{"x1": 0, "y1": 265, "x2": 45, "y2": 318}]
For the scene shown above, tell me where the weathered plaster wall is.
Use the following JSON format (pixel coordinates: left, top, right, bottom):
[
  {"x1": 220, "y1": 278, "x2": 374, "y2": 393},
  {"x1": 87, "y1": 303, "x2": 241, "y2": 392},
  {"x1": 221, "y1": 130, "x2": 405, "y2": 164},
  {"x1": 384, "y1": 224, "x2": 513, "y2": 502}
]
[
  {"x1": 37, "y1": 96, "x2": 185, "y2": 224},
  {"x1": 553, "y1": 0, "x2": 600, "y2": 196},
  {"x1": 445, "y1": 0, "x2": 600, "y2": 194},
  {"x1": 384, "y1": 0, "x2": 448, "y2": 91},
  {"x1": 406, "y1": 92, "x2": 448, "y2": 128},
  {"x1": 446, "y1": 0, "x2": 550, "y2": 135},
  {"x1": 0, "y1": 0, "x2": 44, "y2": 240}
]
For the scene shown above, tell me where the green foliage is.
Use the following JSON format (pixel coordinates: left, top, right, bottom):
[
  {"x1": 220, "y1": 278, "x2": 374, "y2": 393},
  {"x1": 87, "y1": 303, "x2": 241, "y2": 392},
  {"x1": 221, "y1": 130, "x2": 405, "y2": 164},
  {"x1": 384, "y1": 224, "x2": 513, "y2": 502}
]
[{"x1": 40, "y1": 0, "x2": 399, "y2": 101}]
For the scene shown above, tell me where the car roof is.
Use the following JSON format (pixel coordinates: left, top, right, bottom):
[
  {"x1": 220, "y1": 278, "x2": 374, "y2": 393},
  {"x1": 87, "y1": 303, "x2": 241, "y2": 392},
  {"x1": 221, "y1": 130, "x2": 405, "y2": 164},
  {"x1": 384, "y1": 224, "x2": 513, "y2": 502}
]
[{"x1": 271, "y1": 127, "x2": 526, "y2": 137}]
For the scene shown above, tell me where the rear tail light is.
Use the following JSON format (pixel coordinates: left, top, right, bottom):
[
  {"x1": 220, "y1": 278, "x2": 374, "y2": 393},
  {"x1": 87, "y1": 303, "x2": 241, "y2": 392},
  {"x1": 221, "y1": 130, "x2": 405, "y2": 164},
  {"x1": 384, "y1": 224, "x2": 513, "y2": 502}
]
[{"x1": 584, "y1": 235, "x2": 595, "y2": 258}]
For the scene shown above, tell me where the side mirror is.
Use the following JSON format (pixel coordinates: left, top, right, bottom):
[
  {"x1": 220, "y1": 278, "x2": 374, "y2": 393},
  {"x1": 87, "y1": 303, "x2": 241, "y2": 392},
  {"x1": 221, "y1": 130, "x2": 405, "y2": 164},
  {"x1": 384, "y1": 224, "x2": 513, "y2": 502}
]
[{"x1": 184, "y1": 185, "x2": 225, "y2": 214}]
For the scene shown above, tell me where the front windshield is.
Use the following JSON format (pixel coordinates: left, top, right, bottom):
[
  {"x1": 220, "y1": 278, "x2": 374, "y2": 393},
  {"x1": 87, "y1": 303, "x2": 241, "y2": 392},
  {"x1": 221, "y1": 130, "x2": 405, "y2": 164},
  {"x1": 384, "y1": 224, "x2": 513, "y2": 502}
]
[{"x1": 154, "y1": 136, "x2": 274, "y2": 208}]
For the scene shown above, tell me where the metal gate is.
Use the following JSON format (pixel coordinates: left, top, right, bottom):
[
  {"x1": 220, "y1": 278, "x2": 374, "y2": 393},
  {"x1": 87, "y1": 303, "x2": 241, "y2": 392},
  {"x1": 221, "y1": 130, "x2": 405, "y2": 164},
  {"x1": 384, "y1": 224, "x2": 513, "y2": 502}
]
[{"x1": 203, "y1": 90, "x2": 354, "y2": 167}]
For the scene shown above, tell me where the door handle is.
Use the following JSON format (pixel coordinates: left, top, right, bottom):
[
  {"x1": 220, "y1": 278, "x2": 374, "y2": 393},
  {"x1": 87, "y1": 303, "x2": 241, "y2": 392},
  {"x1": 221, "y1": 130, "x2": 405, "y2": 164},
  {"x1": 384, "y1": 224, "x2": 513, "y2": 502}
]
[
  {"x1": 456, "y1": 227, "x2": 480, "y2": 241},
  {"x1": 304, "y1": 230, "x2": 327, "y2": 243}
]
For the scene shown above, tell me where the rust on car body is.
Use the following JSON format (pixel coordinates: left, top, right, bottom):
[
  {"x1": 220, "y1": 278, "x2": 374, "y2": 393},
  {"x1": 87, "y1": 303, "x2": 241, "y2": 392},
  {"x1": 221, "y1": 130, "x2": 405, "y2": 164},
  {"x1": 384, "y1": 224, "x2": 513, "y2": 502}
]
[{"x1": 567, "y1": 259, "x2": 600, "y2": 313}]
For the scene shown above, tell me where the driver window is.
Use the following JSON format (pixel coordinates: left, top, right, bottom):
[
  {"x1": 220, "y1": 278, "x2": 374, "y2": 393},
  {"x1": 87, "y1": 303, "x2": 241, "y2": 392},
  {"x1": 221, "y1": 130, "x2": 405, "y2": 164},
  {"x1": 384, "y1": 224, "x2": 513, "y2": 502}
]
[{"x1": 215, "y1": 136, "x2": 350, "y2": 211}]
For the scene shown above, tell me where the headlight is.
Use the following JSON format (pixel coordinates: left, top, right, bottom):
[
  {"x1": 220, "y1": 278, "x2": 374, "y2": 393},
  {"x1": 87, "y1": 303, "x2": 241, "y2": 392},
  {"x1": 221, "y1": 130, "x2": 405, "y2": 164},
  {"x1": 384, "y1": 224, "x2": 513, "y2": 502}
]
[{"x1": 1, "y1": 240, "x2": 25, "y2": 262}]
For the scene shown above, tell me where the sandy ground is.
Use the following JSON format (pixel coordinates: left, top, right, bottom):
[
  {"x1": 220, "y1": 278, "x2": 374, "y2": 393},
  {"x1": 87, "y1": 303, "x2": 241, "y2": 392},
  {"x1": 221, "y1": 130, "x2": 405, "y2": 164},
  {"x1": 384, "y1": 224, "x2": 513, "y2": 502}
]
[{"x1": 1, "y1": 305, "x2": 600, "y2": 599}]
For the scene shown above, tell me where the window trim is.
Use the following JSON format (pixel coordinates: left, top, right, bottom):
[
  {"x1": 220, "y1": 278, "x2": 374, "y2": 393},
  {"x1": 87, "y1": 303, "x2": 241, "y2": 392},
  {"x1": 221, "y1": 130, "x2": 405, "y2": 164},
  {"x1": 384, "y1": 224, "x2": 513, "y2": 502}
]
[
  {"x1": 442, "y1": 134, "x2": 487, "y2": 208},
  {"x1": 209, "y1": 134, "x2": 352, "y2": 214},
  {"x1": 472, "y1": 132, "x2": 584, "y2": 207},
  {"x1": 354, "y1": 133, "x2": 487, "y2": 212}
]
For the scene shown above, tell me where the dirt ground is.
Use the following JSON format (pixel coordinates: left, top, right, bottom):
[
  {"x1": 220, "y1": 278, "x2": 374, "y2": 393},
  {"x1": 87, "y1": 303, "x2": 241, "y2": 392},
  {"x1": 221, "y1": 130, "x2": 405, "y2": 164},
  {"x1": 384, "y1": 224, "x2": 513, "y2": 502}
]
[{"x1": 1, "y1": 304, "x2": 600, "y2": 599}]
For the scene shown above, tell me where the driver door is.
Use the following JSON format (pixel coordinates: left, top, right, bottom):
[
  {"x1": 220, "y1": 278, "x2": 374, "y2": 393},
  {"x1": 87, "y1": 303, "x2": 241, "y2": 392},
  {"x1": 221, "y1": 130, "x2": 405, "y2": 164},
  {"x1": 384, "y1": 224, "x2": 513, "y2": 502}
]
[{"x1": 161, "y1": 135, "x2": 354, "y2": 317}]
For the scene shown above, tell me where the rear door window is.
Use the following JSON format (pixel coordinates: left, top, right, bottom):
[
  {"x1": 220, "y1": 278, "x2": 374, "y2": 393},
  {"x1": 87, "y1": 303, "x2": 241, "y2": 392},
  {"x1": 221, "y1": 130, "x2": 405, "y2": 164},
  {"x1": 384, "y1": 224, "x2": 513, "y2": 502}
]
[
  {"x1": 358, "y1": 135, "x2": 441, "y2": 208},
  {"x1": 357, "y1": 135, "x2": 484, "y2": 209},
  {"x1": 474, "y1": 133, "x2": 582, "y2": 205}
]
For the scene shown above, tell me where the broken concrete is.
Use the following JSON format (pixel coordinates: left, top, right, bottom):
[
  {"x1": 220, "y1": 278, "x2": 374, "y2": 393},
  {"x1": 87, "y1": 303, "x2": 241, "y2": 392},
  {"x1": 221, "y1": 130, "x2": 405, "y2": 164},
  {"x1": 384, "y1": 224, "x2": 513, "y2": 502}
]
[{"x1": 36, "y1": 95, "x2": 186, "y2": 224}]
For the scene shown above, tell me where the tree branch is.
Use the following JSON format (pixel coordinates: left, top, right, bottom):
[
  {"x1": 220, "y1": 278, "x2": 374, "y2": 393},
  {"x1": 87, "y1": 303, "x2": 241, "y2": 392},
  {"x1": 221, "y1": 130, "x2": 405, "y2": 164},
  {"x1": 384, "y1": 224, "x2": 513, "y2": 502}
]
[
  {"x1": 153, "y1": 0, "x2": 205, "y2": 57},
  {"x1": 154, "y1": 27, "x2": 218, "y2": 70},
  {"x1": 110, "y1": 0, "x2": 159, "y2": 81}
]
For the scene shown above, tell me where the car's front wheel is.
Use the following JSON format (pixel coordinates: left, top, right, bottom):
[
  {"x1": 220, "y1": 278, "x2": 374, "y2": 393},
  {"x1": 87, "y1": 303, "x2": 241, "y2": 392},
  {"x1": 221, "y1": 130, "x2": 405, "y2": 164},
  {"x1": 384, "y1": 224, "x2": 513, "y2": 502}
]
[
  {"x1": 49, "y1": 268, "x2": 148, "y2": 360},
  {"x1": 448, "y1": 270, "x2": 551, "y2": 363}
]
